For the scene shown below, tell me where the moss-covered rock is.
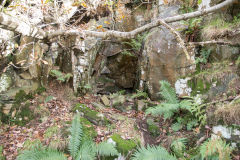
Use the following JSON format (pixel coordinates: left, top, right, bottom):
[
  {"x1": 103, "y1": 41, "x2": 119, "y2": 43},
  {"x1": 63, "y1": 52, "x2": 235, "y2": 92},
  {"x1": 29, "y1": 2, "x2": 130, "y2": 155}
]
[
  {"x1": 187, "y1": 62, "x2": 240, "y2": 101},
  {"x1": 73, "y1": 103, "x2": 110, "y2": 126},
  {"x1": 109, "y1": 94, "x2": 135, "y2": 112},
  {"x1": 1, "y1": 90, "x2": 34, "y2": 126},
  {"x1": 80, "y1": 117, "x2": 97, "y2": 139},
  {"x1": 188, "y1": 78, "x2": 211, "y2": 96},
  {"x1": 111, "y1": 134, "x2": 137, "y2": 156}
]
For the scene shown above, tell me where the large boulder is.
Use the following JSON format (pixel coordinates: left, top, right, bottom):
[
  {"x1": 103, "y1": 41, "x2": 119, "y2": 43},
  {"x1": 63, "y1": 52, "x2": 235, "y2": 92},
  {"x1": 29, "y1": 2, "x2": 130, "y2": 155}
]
[
  {"x1": 139, "y1": 26, "x2": 195, "y2": 100},
  {"x1": 137, "y1": 4, "x2": 196, "y2": 100}
]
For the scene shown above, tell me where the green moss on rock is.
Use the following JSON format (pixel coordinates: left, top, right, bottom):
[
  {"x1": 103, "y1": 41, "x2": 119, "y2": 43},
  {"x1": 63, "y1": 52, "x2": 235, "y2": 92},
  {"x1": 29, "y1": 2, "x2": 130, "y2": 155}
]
[
  {"x1": 188, "y1": 78, "x2": 211, "y2": 96},
  {"x1": 73, "y1": 103, "x2": 110, "y2": 126},
  {"x1": 111, "y1": 134, "x2": 137, "y2": 156},
  {"x1": 34, "y1": 86, "x2": 46, "y2": 95},
  {"x1": 1, "y1": 90, "x2": 34, "y2": 126},
  {"x1": 80, "y1": 117, "x2": 97, "y2": 139}
]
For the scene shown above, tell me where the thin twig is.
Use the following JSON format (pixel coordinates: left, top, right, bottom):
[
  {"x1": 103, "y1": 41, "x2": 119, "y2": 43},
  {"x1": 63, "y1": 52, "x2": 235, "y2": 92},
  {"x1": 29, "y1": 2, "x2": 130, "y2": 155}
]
[
  {"x1": 158, "y1": 20, "x2": 190, "y2": 60},
  {"x1": 188, "y1": 40, "x2": 240, "y2": 47},
  {"x1": 0, "y1": 0, "x2": 7, "y2": 12}
]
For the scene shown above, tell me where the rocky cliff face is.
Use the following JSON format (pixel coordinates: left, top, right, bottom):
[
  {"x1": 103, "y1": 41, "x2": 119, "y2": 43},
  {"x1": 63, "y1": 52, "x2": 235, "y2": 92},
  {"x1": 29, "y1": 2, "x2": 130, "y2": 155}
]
[{"x1": 0, "y1": 0, "x2": 240, "y2": 136}]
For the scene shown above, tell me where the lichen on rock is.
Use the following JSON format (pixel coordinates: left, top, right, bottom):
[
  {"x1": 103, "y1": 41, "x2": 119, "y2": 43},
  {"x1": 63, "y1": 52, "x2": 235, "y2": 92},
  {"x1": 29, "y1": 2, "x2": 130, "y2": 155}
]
[{"x1": 0, "y1": 73, "x2": 12, "y2": 93}]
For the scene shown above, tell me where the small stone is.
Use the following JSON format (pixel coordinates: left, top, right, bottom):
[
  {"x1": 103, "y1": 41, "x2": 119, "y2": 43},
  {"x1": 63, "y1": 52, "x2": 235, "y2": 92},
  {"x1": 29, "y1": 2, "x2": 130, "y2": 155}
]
[
  {"x1": 112, "y1": 95, "x2": 126, "y2": 107},
  {"x1": 92, "y1": 102, "x2": 105, "y2": 110},
  {"x1": 137, "y1": 100, "x2": 145, "y2": 111},
  {"x1": 101, "y1": 66, "x2": 111, "y2": 74},
  {"x1": 11, "y1": 109, "x2": 16, "y2": 117},
  {"x1": 19, "y1": 72, "x2": 32, "y2": 80},
  {"x1": 107, "y1": 138, "x2": 116, "y2": 146},
  {"x1": 101, "y1": 95, "x2": 110, "y2": 106},
  {"x1": 2, "y1": 104, "x2": 13, "y2": 115}
]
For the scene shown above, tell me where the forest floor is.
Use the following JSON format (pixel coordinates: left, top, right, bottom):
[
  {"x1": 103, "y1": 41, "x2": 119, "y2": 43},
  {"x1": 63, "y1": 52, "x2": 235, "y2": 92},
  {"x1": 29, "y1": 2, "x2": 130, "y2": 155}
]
[
  {"x1": 0, "y1": 82, "x2": 148, "y2": 159},
  {"x1": 1, "y1": 82, "x2": 240, "y2": 160}
]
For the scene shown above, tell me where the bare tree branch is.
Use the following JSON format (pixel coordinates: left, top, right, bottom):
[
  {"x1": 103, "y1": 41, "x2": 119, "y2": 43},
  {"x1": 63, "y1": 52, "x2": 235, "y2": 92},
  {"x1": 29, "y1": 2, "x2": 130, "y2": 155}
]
[
  {"x1": 189, "y1": 40, "x2": 240, "y2": 46},
  {"x1": 0, "y1": 13, "x2": 46, "y2": 39},
  {"x1": 47, "y1": 0, "x2": 237, "y2": 39},
  {"x1": 0, "y1": 0, "x2": 237, "y2": 40},
  {"x1": 0, "y1": 0, "x2": 7, "y2": 11}
]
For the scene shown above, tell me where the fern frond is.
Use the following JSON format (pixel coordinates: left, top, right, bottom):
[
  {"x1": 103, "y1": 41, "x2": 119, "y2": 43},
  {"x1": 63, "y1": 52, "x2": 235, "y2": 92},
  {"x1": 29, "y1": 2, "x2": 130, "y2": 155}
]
[
  {"x1": 146, "y1": 103, "x2": 179, "y2": 120},
  {"x1": 171, "y1": 122, "x2": 183, "y2": 132},
  {"x1": 200, "y1": 138, "x2": 232, "y2": 160},
  {"x1": 96, "y1": 141, "x2": 119, "y2": 157},
  {"x1": 159, "y1": 81, "x2": 178, "y2": 104},
  {"x1": 171, "y1": 138, "x2": 187, "y2": 157},
  {"x1": 179, "y1": 100, "x2": 192, "y2": 111},
  {"x1": 131, "y1": 145, "x2": 177, "y2": 160},
  {"x1": 69, "y1": 113, "x2": 83, "y2": 159},
  {"x1": 75, "y1": 140, "x2": 96, "y2": 160},
  {"x1": 17, "y1": 147, "x2": 66, "y2": 160}
]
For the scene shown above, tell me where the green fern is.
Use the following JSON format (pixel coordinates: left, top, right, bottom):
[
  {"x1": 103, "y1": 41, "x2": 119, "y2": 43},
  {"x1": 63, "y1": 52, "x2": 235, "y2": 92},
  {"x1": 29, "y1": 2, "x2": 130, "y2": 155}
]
[
  {"x1": 131, "y1": 145, "x2": 177, "y2": 160},
  {"x1": 159, "y1": 81, "x2": 178, "y2": 104},
  {"x1": 199, "y1": 138, "x2": 232, "y2": 160},
  {"x1": 96, "y1": 142, "x2": 119, "y2": 157},
  {"x1": 146, "y1": 103, "x2": 179, "y2": 120},
  {"x1": 17, "y1": 113, "x2": 119, "y2": 160},
  {"x1": 146, "y1": 81, "x2": 201, "y2": 132},
  {"x1": 131, "y1": 90, "x2": 148, "y2": 99},
  {"x1": 69, "y1": 113, "x2": 83, "y2": 159},
  {"x1": 50, "y1": 70, "x2": 72, "y2": 83},
  {"x1": 75, "y1": 140, "x2": 96, "y2": 160},
  {"x1": 17, "y1": 147, "x2": 66, "y2": 160},
  {"x1": 146, "y1": 81, "x2": 182, "y2": 120},
  {"x1": 171, "y1": 138, "x2": 187, "y2": 157},
  {"x1": 171, "y1": 122, "x2": 183, "y2": 132}
]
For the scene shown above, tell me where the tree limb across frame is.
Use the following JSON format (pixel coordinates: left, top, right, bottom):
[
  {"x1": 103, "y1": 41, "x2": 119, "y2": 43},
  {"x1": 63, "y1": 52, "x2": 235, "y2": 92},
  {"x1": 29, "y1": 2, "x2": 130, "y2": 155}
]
[
  {"x1": 0, "y1": 0, "x2": 237, "y2": 40},
  {"x1": 46, "y1": 0, "x2": 237, "y2": 39}
]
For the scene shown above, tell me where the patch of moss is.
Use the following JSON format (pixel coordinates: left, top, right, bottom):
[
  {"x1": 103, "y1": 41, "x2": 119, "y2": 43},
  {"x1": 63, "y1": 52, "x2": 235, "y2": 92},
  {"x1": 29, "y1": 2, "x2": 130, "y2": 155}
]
[
  {"x1": 146, "y1": 118, "x2": 160, "y2": 137},
  {"x1": 44, "y1": 125, "x2": 59, "y2": 139},
  {"x1": 188, "y1": 78, "x2": 211, "y2": 96},
  {"x1": 1, "y1": 90, "x2": 34, "y2": 126},
  {"x1": 80, "y1": 117, "x2": 97, "y2": 139},
  {"x1": 73, "y1": 103, "x2": 110, "y2": 126},
  {"x1": 15, "y1": 90, "x2": 33, "y2": 104},
  {"x1": 0, "y1": 145, "x2": 5, "y2": 160},
  {"x1": 111, "y1": 134, "x2": 137, "y2": 156},
  {"x1": 34, "y1": 86, "x2": 46, "y2": 95},
  {"x1": 22, "y1": 139, "x2": 42, "y2": 150},
  {"x1": 14, "y1": 102, "x2": 34, "y2": 126},
  {"x1": 236, "y1": 56, "x2": 240, "y2": 70}
]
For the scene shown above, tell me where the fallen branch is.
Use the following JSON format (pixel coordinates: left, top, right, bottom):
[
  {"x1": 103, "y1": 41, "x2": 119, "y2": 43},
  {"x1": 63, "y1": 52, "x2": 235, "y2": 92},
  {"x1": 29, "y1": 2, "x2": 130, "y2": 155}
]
[
  {"x1": 188, "y1": 40, "x2": 240, "y2": 47},
  {"x1": 47, "y1": 0, "x2": 237, "y2": 39},
  {"x1": 0, "y1": 13, "x2": 46, "y2": 39},
  {"x1": 0, "y1": 0, "x2": 236, "y2": 40}
]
